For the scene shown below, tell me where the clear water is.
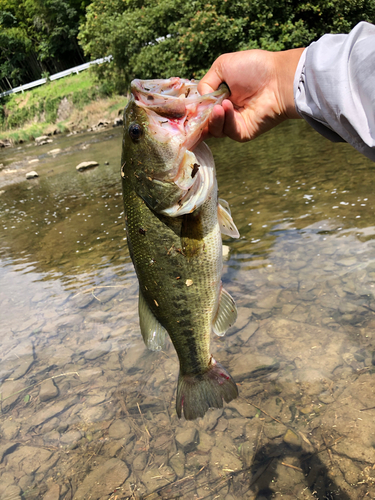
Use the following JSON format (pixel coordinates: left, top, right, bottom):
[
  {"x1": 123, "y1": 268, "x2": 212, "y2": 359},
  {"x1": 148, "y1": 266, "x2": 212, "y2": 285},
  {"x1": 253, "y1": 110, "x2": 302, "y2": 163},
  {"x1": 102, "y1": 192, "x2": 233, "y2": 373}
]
[{"x1": 1, "y1": 122, "x2": 375, "y2": 500}]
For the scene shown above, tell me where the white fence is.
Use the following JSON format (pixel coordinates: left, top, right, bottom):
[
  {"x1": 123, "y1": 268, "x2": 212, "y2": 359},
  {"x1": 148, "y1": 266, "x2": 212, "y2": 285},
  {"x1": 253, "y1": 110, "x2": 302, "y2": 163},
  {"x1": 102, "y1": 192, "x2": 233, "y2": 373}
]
[{"x1": 0, "y1": 56, "x2": 113, "y2": 98}]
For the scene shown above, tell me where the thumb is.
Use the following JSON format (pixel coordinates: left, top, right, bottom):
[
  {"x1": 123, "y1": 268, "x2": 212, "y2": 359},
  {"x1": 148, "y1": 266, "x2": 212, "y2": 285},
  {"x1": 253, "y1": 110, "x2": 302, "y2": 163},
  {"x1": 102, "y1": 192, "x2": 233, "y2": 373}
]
[
  {"x1": 198, "y1": 64, "x2": 225, "y2": 95},
  {"x1": 197, "y1": 80, "x2": 215, "y2": 95}
]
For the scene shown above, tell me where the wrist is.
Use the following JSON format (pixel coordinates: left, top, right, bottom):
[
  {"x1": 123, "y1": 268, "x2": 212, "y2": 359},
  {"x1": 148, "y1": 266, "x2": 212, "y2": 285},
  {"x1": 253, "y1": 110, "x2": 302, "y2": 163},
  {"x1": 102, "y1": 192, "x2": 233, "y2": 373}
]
[{"x1": 275, "y1": 48, "x2": 305, "y2": 120}]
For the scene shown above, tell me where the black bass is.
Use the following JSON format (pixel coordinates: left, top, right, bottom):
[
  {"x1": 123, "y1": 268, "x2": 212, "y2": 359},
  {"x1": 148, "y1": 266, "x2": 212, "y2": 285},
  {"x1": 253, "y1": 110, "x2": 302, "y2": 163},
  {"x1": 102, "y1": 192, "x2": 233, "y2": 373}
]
[{"x1": 121, "y1": 78, "x2": 240, "y2": 420}]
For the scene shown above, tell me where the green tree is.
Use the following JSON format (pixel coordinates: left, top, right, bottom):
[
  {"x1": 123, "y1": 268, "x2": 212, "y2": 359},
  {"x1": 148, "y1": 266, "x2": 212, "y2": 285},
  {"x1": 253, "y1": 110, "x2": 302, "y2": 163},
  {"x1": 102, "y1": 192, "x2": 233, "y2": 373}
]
[
  {"x1": 78, "y1": 0, "x2": 375, "y2": 93},
  {"x1": 0, "y1": 0, "x2": 91, "y2": 91}
]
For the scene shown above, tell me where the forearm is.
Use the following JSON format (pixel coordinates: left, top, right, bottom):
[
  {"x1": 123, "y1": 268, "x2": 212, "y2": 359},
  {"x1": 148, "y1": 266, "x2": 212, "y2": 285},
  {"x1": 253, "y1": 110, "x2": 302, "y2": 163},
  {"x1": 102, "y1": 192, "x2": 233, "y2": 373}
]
[
  {"x1": 294, "y1": 21, "x2": 375, "y2": 161},
  {"x1": 274, "y1": 47, "x2": 305, "y2": 120}
]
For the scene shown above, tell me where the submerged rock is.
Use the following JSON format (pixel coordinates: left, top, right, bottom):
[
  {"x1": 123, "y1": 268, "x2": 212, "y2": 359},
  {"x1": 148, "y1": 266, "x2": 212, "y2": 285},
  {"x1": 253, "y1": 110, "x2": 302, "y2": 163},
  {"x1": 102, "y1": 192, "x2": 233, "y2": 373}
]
[
  {"x1": 227, "y1": 399, "x2": 257, "y2": 418},
  {"x1": 230, "y1": 351, "x2": 279, "y2": 382},
  {"x1": 84, "y1": 341, "x2": 112, "y2": 360},
  {"x1": 141, "y1": 465, "x2": 176, "y2": 491},
  {"x1": 283, "y1": 429, "x2": 302, "y2": 448},
  {"x1": 60, "y1": 430, "x2": 82, "y2": 446},
  {"x1": 39, "y1": 378, "x2": 59, "y2": 402},
  {"x1": 42, "y1": 483, "x2": 60, "y2": 500},
  {"x1": 133, "y1": 451, "x2": 147, "y2": 471},
  {"x1": 1, "y1": 484, "x2": 22, "y2": 500},
  {"x1": 73, "y1": 458, "x2": 129, "y2": 500},
  {"x1": 175, "y1": 427, "x2": 199, "y2": 453},
  {"x1": 210, "y1": 448, "x2": 242, "y2": 478},
  {"x1": 108, "y1": 419, "x2": 131, "y2": 440},
  {"x1": 1, "y1": 420, "x2": 19, "y2": 440},
  {"x1": 11, "y1": 355, "x2": 34, "y2": 380},
  {"x1": 169, "y1": 452, "x2": 185, "y2": 478}
]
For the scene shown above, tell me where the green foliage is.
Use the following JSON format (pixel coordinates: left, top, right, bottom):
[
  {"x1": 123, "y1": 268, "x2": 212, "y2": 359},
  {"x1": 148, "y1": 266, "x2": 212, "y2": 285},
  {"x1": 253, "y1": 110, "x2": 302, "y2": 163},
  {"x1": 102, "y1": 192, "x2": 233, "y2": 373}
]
[
  {"x1": 78, "y1": 0, "x2": 375, "y2": 92},
  {"x1": 0, "y1": 0, "x2": 91, "y2": 90},
  {"x1": 0, "y1": 69, "x2": 108, "y2": 130}
]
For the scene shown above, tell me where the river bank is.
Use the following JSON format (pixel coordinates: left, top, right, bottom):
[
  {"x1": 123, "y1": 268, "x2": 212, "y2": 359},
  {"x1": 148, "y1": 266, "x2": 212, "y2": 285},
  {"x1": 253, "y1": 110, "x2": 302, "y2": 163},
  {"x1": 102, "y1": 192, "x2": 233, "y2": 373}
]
[
  {"x1": 0, "y1": 70, "x2": 127, "y2": 146},
  {"x1": 0, "y1": 124, "x2": 124, "y2": 190}
]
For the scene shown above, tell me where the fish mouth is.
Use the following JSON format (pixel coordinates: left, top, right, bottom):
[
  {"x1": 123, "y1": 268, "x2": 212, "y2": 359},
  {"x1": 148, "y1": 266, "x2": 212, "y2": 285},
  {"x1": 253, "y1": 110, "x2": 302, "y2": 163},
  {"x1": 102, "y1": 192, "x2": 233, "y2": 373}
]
[
  {"x1": 129, "y1": 78, "x2": 229, "y2": 216},
  {"x1": 131, "y1": 77, "x2": 230, "y2": 189},
  {"x1": 131, "y1": 78, "x2": 229, "y2": 152},
  {"x1": 131, "y1": 78, "x2": 201, "y2": 118}
]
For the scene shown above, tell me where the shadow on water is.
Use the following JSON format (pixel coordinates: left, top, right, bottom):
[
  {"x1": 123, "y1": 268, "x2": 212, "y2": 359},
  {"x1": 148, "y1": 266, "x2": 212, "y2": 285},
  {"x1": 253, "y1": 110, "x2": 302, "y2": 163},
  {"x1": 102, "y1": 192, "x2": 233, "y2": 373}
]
[{"x1": 1, "y1": 122, "x2": 375, "y2": 499}]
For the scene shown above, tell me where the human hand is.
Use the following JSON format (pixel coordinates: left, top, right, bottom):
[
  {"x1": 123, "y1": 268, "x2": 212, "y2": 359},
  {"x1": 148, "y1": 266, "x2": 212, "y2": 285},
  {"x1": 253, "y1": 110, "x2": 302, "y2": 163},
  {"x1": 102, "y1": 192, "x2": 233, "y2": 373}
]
[{"x1": 198, "y1": 48, "x2": 305, "y2": 142}]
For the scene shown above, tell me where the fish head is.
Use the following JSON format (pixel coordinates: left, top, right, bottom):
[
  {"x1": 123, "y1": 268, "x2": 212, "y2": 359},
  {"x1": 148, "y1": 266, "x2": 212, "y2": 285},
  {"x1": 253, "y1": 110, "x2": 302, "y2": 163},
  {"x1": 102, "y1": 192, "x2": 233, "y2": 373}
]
[{"x1": 122, "y1": 77, "x2": 229, "y2": 215}]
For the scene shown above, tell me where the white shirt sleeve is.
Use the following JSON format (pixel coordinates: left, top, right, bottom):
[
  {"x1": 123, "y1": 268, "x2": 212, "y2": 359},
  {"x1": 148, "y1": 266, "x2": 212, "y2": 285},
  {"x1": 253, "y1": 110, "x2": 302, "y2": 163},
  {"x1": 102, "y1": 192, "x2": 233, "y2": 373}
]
[{"x1": 294, "y1": 22, "x2": 375, "y2": 161}]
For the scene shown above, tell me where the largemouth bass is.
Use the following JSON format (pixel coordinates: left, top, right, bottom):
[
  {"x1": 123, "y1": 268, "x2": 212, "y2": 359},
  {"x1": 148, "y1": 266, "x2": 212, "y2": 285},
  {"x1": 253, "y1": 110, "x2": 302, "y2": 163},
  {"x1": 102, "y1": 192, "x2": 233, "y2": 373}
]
[{"x1": 121, "y1": 77, "x2": 240, "y2": 420}]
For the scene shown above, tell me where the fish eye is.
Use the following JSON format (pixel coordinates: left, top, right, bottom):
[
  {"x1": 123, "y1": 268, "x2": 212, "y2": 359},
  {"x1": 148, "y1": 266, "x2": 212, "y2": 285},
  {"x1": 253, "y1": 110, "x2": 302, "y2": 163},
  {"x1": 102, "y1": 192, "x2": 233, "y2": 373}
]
[{"x1": 129, "y1": 123, "x2": 143, "y2": 141}]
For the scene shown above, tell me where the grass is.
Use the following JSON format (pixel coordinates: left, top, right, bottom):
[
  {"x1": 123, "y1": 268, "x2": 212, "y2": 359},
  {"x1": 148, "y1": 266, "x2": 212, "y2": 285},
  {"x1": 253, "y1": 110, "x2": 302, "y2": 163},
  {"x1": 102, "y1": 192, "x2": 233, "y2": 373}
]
[{"x1": 0, "y1": 69, "x2": 126, "y2": 143}]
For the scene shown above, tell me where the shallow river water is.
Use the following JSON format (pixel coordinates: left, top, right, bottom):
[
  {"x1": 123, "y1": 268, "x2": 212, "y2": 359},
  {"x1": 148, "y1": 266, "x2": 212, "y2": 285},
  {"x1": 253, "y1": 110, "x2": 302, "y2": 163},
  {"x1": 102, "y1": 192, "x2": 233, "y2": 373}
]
[{"x1": 1, "y1": 121, "x2": 375, "y2": 500}]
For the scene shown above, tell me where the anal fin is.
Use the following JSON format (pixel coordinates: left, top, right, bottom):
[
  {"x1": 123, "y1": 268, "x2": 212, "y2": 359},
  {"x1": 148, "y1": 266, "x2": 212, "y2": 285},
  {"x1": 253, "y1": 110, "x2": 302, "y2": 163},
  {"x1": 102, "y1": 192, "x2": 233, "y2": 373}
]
[
  {"x1": 213, "y1": 286, "x2": 237, "y2": 336},
  {"x1": 138, "y1": 290, "x2": 167, "y2": 351}
]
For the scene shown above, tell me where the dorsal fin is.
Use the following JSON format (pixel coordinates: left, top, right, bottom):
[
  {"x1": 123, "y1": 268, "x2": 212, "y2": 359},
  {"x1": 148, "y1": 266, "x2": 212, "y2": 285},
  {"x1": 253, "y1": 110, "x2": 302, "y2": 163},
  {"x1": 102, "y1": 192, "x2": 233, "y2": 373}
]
[
  {"x1": 213, "y1": 286, "x2": 238, "y2": 336},
  {"x1": 138, "y1": 290, "x2": 167, "y2": 351},
  {"x1": 218, "y1": 199, "x2": 240, "y2": 238}
]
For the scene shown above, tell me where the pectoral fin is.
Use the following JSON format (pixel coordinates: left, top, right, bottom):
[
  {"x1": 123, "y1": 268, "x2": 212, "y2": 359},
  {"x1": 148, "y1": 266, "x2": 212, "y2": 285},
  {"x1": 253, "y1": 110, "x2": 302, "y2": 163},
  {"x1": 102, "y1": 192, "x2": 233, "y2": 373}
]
[
  {"x1": 218, "y1": 199, "x2": 240, "y2": 238},
  {"x1": 138, "y1": 290, "x2": 167, "y2": 351},
  {"x1": 213, "y1": 286, "x2": 238, "y2": 336}
]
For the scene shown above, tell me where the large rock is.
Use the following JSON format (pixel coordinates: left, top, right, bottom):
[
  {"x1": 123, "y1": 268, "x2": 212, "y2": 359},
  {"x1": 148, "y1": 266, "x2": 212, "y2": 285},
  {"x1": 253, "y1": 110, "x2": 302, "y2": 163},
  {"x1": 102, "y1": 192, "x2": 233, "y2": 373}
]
[
  {"x1": 73, "y1": 458, "x2": 129, "y2": 500},
  {"x1": 35, "y1": 135, "x2": 52, "y2": 146},
  {"x1": 26, "y1": 171, "x2": 39, "y2": 179},
  {"x1": 35, "y1": 135, "x2": 48, "y2": 143},
  {"x1": 5, "y1": 445, "x2": 52, "y2": 475},
  {"x1": 113, "y1": 117, "x2": 123, "y2": 127},
  {"x1": 76, "y1": 161, "x2": 99, "y2": 172}
]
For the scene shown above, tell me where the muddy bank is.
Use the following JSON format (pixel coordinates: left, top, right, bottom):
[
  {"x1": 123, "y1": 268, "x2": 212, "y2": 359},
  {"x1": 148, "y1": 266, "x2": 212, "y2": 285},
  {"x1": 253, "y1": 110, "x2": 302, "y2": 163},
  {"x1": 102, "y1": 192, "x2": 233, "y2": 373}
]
[{"x1": 0, "y1": 93, "x2": 127, "y2": 150}]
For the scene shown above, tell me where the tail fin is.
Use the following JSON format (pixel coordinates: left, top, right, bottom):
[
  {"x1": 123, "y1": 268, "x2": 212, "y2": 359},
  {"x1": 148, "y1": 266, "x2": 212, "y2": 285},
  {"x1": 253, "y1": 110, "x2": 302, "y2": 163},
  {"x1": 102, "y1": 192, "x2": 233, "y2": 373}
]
[{"x1": 176, "y1": 358, "x2": 238, "y2": 420}]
